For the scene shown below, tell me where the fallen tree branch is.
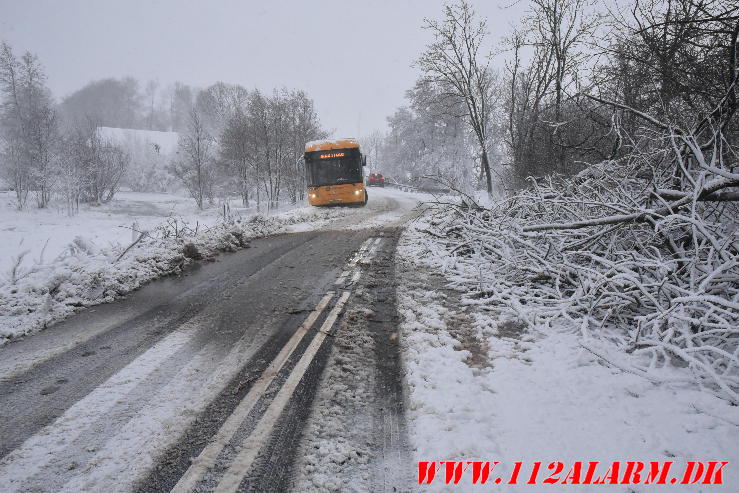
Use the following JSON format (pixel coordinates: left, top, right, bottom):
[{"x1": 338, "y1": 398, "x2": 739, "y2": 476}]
[
  {"x1": 115, "y1": 232, "x2": 149, "y2": 262},
  {"x1": 523, "y1": 177, "x2": 739, "y2": 232},
  {"x1": 653, "y1": 188, "x2": 739, "y2": 202}
]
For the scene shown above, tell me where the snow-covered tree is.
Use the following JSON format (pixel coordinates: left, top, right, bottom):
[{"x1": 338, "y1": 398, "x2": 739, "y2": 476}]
[
  {"x1": 379, "y1": 78, "x2": 478, "y2": 191},
  {"x1": 171, "y1": 109, "x2": 216, "y2": 210},
  {"x1": 219, "y1": 87, "x2": 325, "y2": 210},
  {"x1": 65, "y1": 119, "x2": 130, "y2": 204},
  {"x1": 0, "y1": 42, "x2": 59, "y2": 209},
  {"x1": 417, "y1": 0, "x2": 496, "y2": 195}
]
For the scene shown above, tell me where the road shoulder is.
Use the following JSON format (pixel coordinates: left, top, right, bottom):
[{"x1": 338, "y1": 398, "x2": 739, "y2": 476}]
[
  {"x1": 289, "y1": 229, "x2": 411, "y2": 493},
  {"x1": 394, "y1": 212, "x2": 739, "y2": 492}
]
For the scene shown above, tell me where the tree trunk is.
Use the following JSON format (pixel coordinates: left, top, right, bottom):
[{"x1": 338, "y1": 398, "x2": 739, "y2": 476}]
[
  {"x1": 481, "y1": 148, "x2": 493, "y2": 195},
  {"x1": 242, "y1": 186, "x2": 249, "y2": 207}
]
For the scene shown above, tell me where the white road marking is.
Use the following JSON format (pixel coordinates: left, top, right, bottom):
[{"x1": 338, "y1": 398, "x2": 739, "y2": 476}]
[
  {"x1": 2, "y1": 234, "x2": 391, "y2": 492},
  {"x1": 0, "y1": 327, "x2": 197, "y2": 491},
  {"x1": 0, "y1": 312, "x2": 138, "y2": 383},
  {"x1": 363, "y1": 237, "x2": 384, "y2": 264},
  {"x1": 336, "y1": 237, "x2": 376, "y2": 285},
  {"x1": 214, "y1": 291, "x2": 351, "y2": 493},
  {"x1": 347, "y1": 237, "x2": 373, "y2": 267},
  {"x1": 59, "y1": 334, "x2": 258, "y2": 493},
  {"x1": 334, "y1": 270, "x2": 349, "y2": 285},
  {"x1": 170, "y1": 292, "x2": 335, "y2": 493}
]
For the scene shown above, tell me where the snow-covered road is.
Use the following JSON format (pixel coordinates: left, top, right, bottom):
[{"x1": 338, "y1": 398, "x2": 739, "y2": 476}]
[
  {"x1": 0, "y1": 188, "x2": 424, "y2": 344},
  {"x1": 0, "y1": 188, "x2": 421, "y2": 492},
  {"x1": 4, "y1": 186, "x2": 735, "y2": 493}
]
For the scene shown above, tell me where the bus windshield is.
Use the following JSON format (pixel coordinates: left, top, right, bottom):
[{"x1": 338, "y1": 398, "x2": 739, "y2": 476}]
[{"x1": 306, "y1": 155, "x2": 362, "y2": 187}]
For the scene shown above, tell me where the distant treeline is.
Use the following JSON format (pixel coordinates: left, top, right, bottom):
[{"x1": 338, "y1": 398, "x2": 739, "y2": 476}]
[
  {"x1": 0, "y1": 42, "x2": 326, "y2": 212},
  {"x1": 373, "y1": 0, "x2": 738, "y2": 194}
]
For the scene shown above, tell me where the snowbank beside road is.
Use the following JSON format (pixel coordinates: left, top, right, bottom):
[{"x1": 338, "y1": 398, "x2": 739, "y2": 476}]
[
  {"x1": 0, "y1": 188, "x2": 422, "y2": 345},
  {"x1": 396, "y1": 216, "x2": 739, "y2": 492},
  {"x1": 1, "y1": 191, "x2": 225, "y2": 274},
  {"x1": 1, "y1": 210, "x2": 313, "y2": 345}
]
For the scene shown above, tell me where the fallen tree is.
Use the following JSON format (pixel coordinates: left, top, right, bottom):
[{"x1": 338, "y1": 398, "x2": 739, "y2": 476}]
[{"x1": 423, "y1": 99, "x2": 738, "y2": 404}]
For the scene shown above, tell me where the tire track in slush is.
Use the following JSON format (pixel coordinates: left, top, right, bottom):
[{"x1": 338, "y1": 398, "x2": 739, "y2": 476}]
[
  {"x1": 171, "y1": 236, "x2": 380, "y2": 492},
  {"x1": 170, "y1": 292, "x2": 335, "y2": 492}
]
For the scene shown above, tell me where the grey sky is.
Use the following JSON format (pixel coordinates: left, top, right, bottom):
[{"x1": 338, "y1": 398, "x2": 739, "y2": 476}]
[{"x1": 0, "y1": 0, "x2": 523, "y2": 137}]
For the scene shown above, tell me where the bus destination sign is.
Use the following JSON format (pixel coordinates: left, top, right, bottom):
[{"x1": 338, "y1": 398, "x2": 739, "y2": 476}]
[{"x1": 320, "y1": 152, "x2": 345, "y2": 159}]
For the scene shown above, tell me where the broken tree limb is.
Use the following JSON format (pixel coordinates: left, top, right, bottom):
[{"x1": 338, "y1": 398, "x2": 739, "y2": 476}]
[
  {"x1": 115, "y1": 232, "x2": 148, "y2": 262},
  {"x1": 523, "y1": 177, "x2": 739, "y2": 232},
  {"x1": 654, "y1": 188, "x2": 739, "y2": 202}
]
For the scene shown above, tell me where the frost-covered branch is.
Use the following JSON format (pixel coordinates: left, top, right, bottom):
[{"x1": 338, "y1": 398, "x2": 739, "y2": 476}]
[{"x1": 419, "y1": 122, "x2": 739, "y2": 404}]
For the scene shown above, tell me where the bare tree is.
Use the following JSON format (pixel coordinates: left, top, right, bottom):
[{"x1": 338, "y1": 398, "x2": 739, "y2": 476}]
[
  {"x1": 531, "y1": 0, "x2": 597, "y2": 120},
  {"x1": 246, "y1": 89, "x2": 269, "y2": 211},
  {"x1": 171, "y1": 108, "x2": 215, "y2": 209},
  {"x1": 144, "y1": 79, "x2": 159, "y2": 130},
  {"x1": 416, "y1": 0, "x2": 739, "y2": 404},
  {"x1": 360, "y1": 130, "x2": 384, "y2": 172},
  {"x1": 380, "y1": 78, "x2": 477, "y2": 189},
  {"x1": 196, "y1": 82, "x2": 250, "y2": 136},
  {"x1": 285, "y1": 89, "x2": 325, "y2": 203},
  {"x1": 219, "y1": 87, "x2": 324, "y2": 209},
  {"x1": 168, "y1": 82, "x2": 194, "y2": 132},
  {"x1": 65, "y1": 118, "x2": 129, "y2": 204},
  {"x1": 0, "y1": 42, "x2": 58, "y2": 209},
  {"x1": 417, "y1": 0, "x2": 496, "y2": 194},
  {"x1": 220, "y1": 108, "x2": 252, "y2": 207},
  {"x1": 56, "y1": 133, "x2": 85, "y2": 215},
  {"x1": 499, "y1": 0, "x2": 603, "y2": 184}
]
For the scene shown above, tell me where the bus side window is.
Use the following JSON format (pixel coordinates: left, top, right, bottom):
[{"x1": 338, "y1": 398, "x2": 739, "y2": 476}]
[{"x1": 362, "y1": 155, "x2": 367, "y2": 167}]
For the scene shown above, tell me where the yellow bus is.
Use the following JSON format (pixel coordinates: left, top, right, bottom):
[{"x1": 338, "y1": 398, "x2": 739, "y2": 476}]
[{"x1": 304, "y1": 138, "x2": 367, "y2": 206}]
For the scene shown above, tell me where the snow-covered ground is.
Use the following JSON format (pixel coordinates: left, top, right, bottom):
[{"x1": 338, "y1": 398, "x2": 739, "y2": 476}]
[
  {"x1": 0, "y1": 188, "x2": 423, "y2": 345},
  {"x1": 396, "y1": 214, "x2": 739, "y2": 492},
  {"x1": 1, "y1": 191, "x2": 212, "y2": 273}
]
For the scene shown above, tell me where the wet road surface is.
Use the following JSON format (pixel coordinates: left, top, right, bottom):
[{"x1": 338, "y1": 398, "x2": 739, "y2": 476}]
[{"x1": 0, "y1": 190, "x2": 416, "y2": 492}]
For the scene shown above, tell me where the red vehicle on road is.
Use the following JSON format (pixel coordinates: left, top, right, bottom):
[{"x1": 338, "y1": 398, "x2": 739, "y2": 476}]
[{"x1": 366, "y1": 173, "x2": 385, "y2": 187}]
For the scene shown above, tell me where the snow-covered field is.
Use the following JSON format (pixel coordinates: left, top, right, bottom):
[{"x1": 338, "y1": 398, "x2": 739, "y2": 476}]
[
  {"x1": 396, "y1": 215, "x2": 739, "y2": 492},
  {"x1": 0, "y1": 188, "x2": 423, "y2": 345},
  {"x1": 1, "y1": 191, "x2": 217, "y2": 273}
]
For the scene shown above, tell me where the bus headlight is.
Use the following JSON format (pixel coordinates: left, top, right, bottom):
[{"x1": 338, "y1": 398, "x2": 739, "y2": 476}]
[
  {"x1": 354, "y1": 190, "x2": 361, "y2": 195},
  {"x1": 310, "y1": 193, "x2": 317, "y2": 198}
]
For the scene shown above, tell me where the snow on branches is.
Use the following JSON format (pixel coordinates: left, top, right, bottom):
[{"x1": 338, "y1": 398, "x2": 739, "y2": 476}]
[{"x1": 422, "y1": 122, "x2": 738, "y2": 404}]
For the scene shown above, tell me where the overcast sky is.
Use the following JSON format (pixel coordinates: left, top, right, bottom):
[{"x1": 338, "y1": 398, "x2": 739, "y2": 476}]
[{"x1": 0, "y1": 0, "x2": 524, "y2": 137}]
